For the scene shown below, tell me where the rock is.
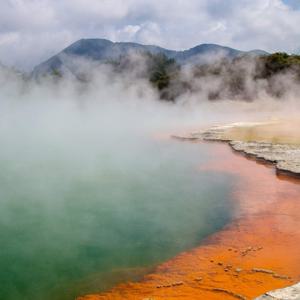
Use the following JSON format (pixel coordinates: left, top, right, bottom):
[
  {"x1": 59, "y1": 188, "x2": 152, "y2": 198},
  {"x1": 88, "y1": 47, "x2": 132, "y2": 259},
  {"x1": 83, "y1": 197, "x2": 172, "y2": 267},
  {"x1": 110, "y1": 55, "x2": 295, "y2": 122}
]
[
  {"x1": 252, "y1": 268, "x2": 275, "y2": 275},
  {"x1": 241, "y1": 247, "x2": 254, "y2": 256},
  {"x1": 192, "y1": 124, "x2": 300, "y2": 177},
  {"x1": 230, "y1": 141, "x2": 300, "y2": 176},
  {"x1": 212, "y1": 288, "x2": 247, "y2": 300},
  {"x1": 194, "y1": 277, "x2": 203, "y2": 282},
  {"x1": 255, "y1": 282, "x2": 300, "y2": 299},
  {"x1": 171, "y1": 281, "x2": 184, "y2": 286},
  {"x1": 273, "y1": 274, "x2": 290, "y2": 280}
]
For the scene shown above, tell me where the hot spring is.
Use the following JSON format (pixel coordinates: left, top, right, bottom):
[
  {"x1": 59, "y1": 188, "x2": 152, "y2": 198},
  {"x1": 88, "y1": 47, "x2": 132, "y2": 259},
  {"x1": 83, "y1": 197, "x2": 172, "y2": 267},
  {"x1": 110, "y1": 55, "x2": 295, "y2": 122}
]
[{"x1": 0, "y1": 99, "x2": 235, "y2": 300}]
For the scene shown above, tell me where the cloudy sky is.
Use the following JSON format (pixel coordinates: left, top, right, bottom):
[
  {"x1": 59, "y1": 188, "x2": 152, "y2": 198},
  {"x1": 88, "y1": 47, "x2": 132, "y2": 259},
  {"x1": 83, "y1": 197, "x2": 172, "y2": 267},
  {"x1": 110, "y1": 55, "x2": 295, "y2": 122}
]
[{"x1": 1, "y1": 0, "x2": 300, "y2": 71}]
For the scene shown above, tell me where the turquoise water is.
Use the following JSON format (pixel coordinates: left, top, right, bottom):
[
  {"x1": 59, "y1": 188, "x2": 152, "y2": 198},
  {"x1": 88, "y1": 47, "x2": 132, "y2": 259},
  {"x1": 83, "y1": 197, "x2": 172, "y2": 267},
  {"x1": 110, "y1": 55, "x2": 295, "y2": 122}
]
[{"x1": 0, "y1": 135, "x2": 234, "y2": 300}]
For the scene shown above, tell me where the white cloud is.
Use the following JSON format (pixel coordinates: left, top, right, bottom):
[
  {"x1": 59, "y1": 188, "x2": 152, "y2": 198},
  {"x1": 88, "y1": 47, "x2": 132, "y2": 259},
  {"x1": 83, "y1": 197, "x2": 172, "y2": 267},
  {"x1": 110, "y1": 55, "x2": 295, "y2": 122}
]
[
  {"x1": 132, "y1": 22, "x2": 162, "y2": 45},
  {"x1": 1, "y1": 0, "x2": 300, "y2": 70},
  {"x1": 115, "y1": 25, "x2": 141, "y2": 41}
]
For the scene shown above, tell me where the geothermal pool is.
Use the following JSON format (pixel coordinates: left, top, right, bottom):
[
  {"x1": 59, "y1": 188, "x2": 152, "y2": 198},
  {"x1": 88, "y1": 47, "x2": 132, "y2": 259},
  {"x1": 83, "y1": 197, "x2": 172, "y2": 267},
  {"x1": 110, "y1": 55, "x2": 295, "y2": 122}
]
[{"x1": 0, "y1": 136, "x2": 234, "y2": 300}]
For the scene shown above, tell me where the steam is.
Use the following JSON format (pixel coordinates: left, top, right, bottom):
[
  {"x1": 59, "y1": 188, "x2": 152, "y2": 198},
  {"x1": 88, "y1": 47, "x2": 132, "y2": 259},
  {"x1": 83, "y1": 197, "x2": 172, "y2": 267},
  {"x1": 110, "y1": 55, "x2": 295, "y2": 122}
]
[
  {"x1": 0, "y1": 52, "x2": 299, "y2": 300},
  {"x1": 1, "y1": 52, "x2": 300, "y2": 162}
]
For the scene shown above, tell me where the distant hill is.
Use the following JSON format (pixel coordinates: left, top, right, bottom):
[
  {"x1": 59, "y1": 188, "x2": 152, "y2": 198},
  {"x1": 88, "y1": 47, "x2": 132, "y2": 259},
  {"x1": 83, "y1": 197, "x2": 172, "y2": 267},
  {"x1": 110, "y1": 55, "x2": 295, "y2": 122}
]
[{"x1": 32, "y1": 39, "x2": 268, "y2": 77}]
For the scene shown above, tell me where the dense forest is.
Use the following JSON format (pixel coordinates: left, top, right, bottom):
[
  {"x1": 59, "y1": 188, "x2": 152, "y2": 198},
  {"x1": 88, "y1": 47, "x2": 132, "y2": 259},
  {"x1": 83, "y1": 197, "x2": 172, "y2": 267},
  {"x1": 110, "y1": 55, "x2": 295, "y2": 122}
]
[{"x1": 150, "y1": 52, "x2": 300, "y2": 101}]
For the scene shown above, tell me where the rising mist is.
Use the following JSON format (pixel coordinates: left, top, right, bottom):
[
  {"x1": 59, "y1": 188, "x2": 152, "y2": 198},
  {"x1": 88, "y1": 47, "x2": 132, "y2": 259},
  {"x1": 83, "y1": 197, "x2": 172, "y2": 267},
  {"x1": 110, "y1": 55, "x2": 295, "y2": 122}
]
[{"x1": 0, "y1": 51, "x2": 299, "y2": 300}]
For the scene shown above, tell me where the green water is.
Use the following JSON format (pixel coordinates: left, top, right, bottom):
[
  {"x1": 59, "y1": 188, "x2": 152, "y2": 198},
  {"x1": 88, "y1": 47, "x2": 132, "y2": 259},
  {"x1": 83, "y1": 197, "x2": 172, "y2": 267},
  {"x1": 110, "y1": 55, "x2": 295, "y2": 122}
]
[{"x1": 0, "y1": 137, "x2": 234, "y2": 300}]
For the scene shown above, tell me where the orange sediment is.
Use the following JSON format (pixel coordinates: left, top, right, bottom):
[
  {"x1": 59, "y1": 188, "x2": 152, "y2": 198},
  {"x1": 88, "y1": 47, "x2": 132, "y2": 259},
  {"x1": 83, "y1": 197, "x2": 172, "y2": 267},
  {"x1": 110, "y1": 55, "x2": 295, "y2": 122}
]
[{"x1": 77, "y1": 143, "x2": 300, "y2": 300}]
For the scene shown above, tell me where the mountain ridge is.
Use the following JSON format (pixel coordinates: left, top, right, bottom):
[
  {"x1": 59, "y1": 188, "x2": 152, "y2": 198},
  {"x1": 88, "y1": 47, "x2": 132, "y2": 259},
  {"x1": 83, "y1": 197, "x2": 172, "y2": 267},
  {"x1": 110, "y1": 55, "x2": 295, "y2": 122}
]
[{"x1": 32, "y1": 38, "x2": 268, "y2": 77}]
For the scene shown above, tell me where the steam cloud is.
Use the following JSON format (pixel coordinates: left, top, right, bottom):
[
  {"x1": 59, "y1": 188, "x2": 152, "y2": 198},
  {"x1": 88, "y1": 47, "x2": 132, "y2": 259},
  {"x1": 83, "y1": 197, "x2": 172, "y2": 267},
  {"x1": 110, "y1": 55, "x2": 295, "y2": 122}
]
[{"x1": 0, "y1": 50, "x2": 299, "y2": 300}]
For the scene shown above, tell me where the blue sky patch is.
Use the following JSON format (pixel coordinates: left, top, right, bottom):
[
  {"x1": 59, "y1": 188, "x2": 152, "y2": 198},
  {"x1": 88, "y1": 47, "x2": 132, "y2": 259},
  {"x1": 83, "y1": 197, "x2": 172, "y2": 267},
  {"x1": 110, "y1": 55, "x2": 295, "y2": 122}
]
[{"x1": 283, "y1": 0, "x2": 300, "y2": 10}]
